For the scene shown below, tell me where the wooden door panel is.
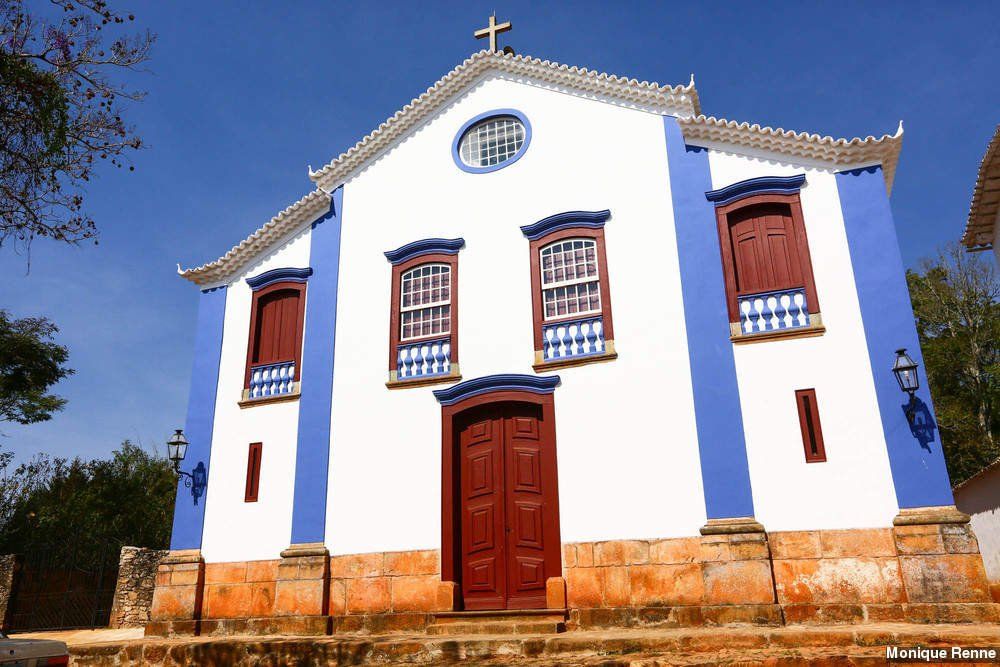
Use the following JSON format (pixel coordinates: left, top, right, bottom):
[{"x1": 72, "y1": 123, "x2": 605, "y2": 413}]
[
  {"x1": 460, "y1": 413, "x2": 506, "y2": 610},
  {"x1": 729, "y1": 203, "x2": 802, "y2": 296},
  {"x1": 504, "y1": 408, "x2": 548, "y2": 609}
]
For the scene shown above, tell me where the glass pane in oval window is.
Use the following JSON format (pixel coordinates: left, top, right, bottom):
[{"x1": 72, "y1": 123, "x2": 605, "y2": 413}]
[{"x1": 459, "y1": 116, "x2": 525, "y2": 168}]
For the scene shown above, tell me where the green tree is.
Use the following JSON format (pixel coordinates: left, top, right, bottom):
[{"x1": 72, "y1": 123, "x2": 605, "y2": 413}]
[
  {"x1": 1, "y1": 0, "x2": 154, "y2": 250},
  {"x1": 907, "y1": 243, "x2": 999, "y2": 485},
  {"x1": 0, "y1": 309, "x2": 72, "y2": 425},
  {"x1": 0, "y1": 441, "x2": 175, "y2": 561}
]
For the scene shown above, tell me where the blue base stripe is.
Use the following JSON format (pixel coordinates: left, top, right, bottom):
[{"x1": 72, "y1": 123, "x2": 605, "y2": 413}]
[
  {"x1": 169, "y1": 286, "x2": 227, "y2": 551},
  {"x1": 663, "y1": 118, "x2": 756, "y2": 520},
  {"x1": 837, "y1": 166, "x2": 954, "y2": 509}
]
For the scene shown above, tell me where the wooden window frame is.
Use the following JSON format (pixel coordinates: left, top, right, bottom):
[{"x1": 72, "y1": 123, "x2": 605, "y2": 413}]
[
  {"x1": 243, "y1": 281, "x2": 307, "y2": 393},
  {"x1": 795, "y1": 389, "x2": 827, "y2": 463},
  {"x1": 245, "y1": 442, "x2": 263, "y2": 502},
  {"x1": 715, "y1": 193, "x2": 822, "y2": 341},
  {"x1": 387, "y1": 253, "x2": 460, "y2": 388},
  {"x1": 528, "y1": 227, "x2": 616, "y2": 371}
]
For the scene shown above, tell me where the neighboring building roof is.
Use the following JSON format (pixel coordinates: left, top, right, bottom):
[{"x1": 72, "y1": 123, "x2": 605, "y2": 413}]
[
  {"x1": 953, "y1": 455, "x2": 1000, "y2": 493},
  {"x1": 177, "y1": 50, "x2": 907, "y2": 287},
  {"x1": 961, "y1": 124, "x2": 1000, "y2": 251},
  {"x1": 678, "y1": 115, "x2": 904, "y2": 194}
]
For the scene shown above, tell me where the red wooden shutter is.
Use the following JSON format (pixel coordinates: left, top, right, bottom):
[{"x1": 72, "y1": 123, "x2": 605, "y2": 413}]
[
  {"x1": 245, "y1": 442, "x2": 263, "y2": 502},
  {"x1": 729, "y1": 203, "x2": 803, "y2": 295},
  {"x1": 252, "y1": 289, "x2": 301, "y2": 364},
  {"x1": 795, "y1": 389, "x2": 826, "y2": 463}
]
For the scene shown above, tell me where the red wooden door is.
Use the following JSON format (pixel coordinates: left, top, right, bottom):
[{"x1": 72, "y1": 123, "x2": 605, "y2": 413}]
[
  {"x1": 729, "y1": 203, "x2": 803, "y2": 295},
  {"x1": 458, "y1": 403, "x2": 555, "y2": 610}
]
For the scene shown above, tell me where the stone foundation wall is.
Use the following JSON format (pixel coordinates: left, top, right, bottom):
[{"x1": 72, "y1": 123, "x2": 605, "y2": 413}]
[
  {"x1": 197, "y1": 549, "x2": 451, "y2": 620},
  {"x1": 147, "y1": 524, "x2": 999, "y2": 635},
  {"x1": 0, "y1": 554, "x2": 20, "y2": 631},
  {"x1": 109, "y1": 547, "x2": 169, "y2": 628}
]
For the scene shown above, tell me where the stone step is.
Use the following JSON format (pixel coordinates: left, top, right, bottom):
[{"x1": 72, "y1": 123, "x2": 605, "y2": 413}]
[
  {"x1": 431, "y1": 608, "x2": 567, "y2": 625},
  {"x1": 426, "y1": 619, "x2": 566, "y2": 635}
]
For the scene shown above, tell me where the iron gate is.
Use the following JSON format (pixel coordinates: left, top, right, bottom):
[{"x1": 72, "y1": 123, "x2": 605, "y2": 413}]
[{"x1": 7, "y1": 540, "x2": 120, "y2": 631}]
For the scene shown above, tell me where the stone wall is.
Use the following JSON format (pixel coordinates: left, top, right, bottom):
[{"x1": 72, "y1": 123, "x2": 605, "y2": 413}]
[
  {"x1": 109, "y1": 547, "x2": 168, "y2": 628},
  {"x1": 0, "y1": 554, "x2": 20, "y2": 631},
  {"x1": 147, "y1": 525, "x2": 1000, "y2": 636}
]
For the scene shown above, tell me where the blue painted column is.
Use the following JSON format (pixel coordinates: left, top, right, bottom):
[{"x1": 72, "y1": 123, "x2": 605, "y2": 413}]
[
  {"x1": 290, "y1": 187, "x2": 344, "y2": 545},
  {"x1": 662, "y1": 117, "x2": 756, "y2": 521},
  {"x1": 837, "y1": 166, "x2": 954, "y2": 509},
  {"x1": 169, "y1": 285, "x2": 227, "y2": 551}
]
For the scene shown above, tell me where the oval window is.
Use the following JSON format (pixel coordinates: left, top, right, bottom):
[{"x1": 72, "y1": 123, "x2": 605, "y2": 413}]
[{"x1": 455, "y1": 113, "x2": 529, "y2": 171}]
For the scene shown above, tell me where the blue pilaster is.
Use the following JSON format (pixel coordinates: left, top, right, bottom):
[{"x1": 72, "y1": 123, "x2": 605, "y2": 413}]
[
  {"x1": 837, "y1": 166, "x2": 954, "y2": 509},
  {"x1": 662, "y1": 117, "x2": 756, "y2": 520},
  {"x1": 169, "y1": 285, "x2": 227, "y2": 551},
  {"x1": 290, "y1": 187, "x2": 344, "y2": 545}
]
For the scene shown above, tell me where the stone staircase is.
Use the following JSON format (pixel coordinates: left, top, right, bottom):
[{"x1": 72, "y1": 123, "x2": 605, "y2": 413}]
[
  {"x1": 426, "y1": 608, "x2": 567, "y2": 635},
  {"x1": 67, "y1": 622, "x2": 1000, "y2": 665}
]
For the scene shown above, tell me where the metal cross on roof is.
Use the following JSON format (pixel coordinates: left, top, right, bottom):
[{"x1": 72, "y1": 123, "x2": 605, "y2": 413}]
[{"x1": 474, "y1": 13, "x2": 512, "y2": 53}]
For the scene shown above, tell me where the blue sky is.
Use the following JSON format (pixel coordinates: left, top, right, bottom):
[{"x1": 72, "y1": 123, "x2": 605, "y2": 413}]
[{"x1": 1, "y1": 1, "x2": 998, "y2": 465}]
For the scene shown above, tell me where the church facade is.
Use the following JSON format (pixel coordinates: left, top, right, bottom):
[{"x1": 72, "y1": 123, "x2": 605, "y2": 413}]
[{"x1": 149, "y1": 51, "x2": 996, "y2": 635}]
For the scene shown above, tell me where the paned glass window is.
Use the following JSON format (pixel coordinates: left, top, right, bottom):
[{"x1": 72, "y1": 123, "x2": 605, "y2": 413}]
[
  {"x1": 400, "y1": 264, "x2": 451, "y2": 340},
  {"x1": 540, "y1": 239, "x2": 601, "y2": 320},
  {"x1": 459, "y1": 116, "x2": 525, "y2": 168}
]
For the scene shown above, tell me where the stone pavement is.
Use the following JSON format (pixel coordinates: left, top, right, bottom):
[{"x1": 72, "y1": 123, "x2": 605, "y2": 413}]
[{"x1": 12, "y1": 622, "x2": 998, "y2": 665}]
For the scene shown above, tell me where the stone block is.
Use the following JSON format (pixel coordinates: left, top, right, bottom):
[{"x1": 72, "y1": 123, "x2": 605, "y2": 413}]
[
  {"x1": 203, "y1": 584, "x2": 252, "y2": 618},
  {"x1": 698, "y1": 535, "x2": 732, "y2": 562},
  {"x1": 769, "y1": 531, "x2": 821, "y2": 559},
  {"x1": 594, "y1": 539, "x2": 649, "y2": 566},
  {"x1": 384, "y1": 550, "x2": 439, "y2": 576},
  {"x1": 603, "y1": 566, "x2": 630, "y2": 607},
  {"x1": 150, "y1": 583, "x2": 200, "y2": 621},
  {"x1": 436, "y1": 580, "x2": 458, "y2": 611},
  {"x1": 246, "y1": 560, "x2": 279, "y2": 582},
  {"x1": 565, "y1": 567, "x2": 603, "y2": 607},
  {"x1": 772, "y1": 557, "x2": 904, "y2": 605},
  {"x1": 702, "y1": 560, "x2": 775, "y2": 605},
  {"x1": 545, "y1": 576, "x2": 566, "y2": 609},
  {"x1": 345, "y1": 576, "x2": 390, "y2": 614},
  {"x1": 629, "y1": 563, "x2": 703, "y2": 606},
  {"x1": 329, "y1": 553, "x2": 383, "y2": 579},
  {"x1": 898, "y1": 553, "x2": 990, "y2": 603},
  {"x1": 390, "y1": 574, "x2": 440, "y2": 612},
  {"x1": 249, "y1": 581, "x2": 276, "y2": 617},
  {"x1": 731, "y1": 535, "x2": 770, "y2": 561},
  {"x1": 562, "y1": 544, "x2": 577, "y2": 568},
  {"x1": 204, "y1": 562, "x2": 247, "y2": 585},
  {"x1": 942, "y1": 524, "x2": 980, "y2": 554},
  {"x1": 893, "y1": 524, "x2": 945, "y2": 555},
  {"x1": 327, "y1": 579, "x2": 347, "y2": 615},
  {"x1": 169, "y1": 568, "x2": 201, "y2": 587},
  {"x1": 819, "y1": 529, "x2": 895, "y2": 558},
  {"x1": 273, "y1": 579, "x2": 326, "y2": 616},
  {"x1": 576, "y1": 543, "x2": 594, "y2": 568},
  {"x1": 649, "y1": 537, "x2": 699, "y2": 564}
]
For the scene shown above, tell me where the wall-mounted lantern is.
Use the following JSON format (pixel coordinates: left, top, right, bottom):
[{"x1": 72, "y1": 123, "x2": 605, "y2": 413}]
[
  {"x1": 167, "y1": 428, "x2": 194, "y2": 488},
  {"x1": 892, "y1": 348, "x2": 920, "y2": 423}
]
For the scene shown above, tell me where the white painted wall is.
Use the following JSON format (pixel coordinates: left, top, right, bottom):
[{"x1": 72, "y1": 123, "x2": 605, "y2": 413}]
[
  {"x1": 325, "y1": 76, "x2": 707, "y2": 555},
  {"x1": 199, "y1": 227, "x2": 312, "y2": 563},
  {"x1": 707, "y1": 150, "x2": 899, "y2": 531},
  {"x1": 955, "y1": 466, "x2": 1000, "y2": 584}
]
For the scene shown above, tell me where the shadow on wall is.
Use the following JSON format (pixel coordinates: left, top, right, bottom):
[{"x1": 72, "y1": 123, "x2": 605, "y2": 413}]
[{"x1": 903, "y1": 396, "x2": 935, "y2": 452}]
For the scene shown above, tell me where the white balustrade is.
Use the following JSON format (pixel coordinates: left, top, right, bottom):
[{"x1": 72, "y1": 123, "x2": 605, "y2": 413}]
[
  {"x1": 398, "y1": 338, "x2": 451, "y2": 379},
  {"x1": 542, "y1": 316, "x2": 605, "y2": 361},
  {"x1": 248, "y1": 360, "x2": 296, "y2": 398},
  {"x1": 738, "y1": 288, "x2": 809, "y2": 335}
]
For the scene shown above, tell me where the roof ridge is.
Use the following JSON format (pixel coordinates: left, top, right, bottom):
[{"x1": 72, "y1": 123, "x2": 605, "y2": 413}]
[
  {"x1": 678, "y1": 114, "x2": 904, "y2": 192},
  {"x1": 307, "y1": 50, "x2": 700, "y2": 190}
]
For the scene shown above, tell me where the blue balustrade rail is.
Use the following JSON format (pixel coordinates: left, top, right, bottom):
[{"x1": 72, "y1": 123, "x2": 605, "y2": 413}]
[
  {"x1": 737, "y1": 287, "x2": 809, "y2": 335},
  {"x1": 248, "y1": 360, "x2": 296, "y2": 398},
  {"x1": 542, "y1": 316, "x2": 606, "y2": 362},
  {"x1": 398, "y1": 338, "x2": 451, "y2": 380}
]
